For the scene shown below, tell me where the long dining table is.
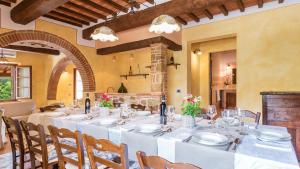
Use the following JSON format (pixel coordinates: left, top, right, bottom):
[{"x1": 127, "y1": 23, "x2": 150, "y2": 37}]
[{"x1": 27, "y1": 109, "x2": 300, "y2": 169}]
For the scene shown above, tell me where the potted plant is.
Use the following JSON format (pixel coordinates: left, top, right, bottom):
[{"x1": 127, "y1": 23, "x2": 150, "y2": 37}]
[
  {"x1": 181, "y1": 94, "x2": 202, "y2": 128},
  {"x1": 98, "y1": 93, "x2": 113, "y2": 116}
]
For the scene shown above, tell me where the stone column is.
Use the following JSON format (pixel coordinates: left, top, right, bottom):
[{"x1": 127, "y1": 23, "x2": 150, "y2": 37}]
[{"x1": 150, "y1": 43, "x2": 168, "y2": 97}]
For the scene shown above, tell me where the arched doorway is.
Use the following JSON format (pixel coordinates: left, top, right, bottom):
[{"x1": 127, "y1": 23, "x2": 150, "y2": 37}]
[{"x1": 0, "y1": 30, "x2": 96, "y2": 100}]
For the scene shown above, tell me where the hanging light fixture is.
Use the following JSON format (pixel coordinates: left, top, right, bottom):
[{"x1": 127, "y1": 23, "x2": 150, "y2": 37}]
[
  {"x1": 0, "y1": 48, "x2": 19, "y2": 66},
  {"x1": 149, "y1": 15, "x2": 180, "y2": 34},
  {"x1": 91, "y1": 26, "x2": 119, "y2": 42}
]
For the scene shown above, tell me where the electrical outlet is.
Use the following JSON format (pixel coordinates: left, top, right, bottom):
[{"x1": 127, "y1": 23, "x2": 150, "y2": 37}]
[{"x1": 176, "y1": 89, "x2": 181, "y2": 93}]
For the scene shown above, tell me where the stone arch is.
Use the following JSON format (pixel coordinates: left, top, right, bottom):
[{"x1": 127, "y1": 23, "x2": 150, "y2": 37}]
[
  {"x1": 47, "y1": 57, "x2": 73, "y2": 100},
  {"x1": 0, "y1": 30, "x2": 96, "y2": 100}
]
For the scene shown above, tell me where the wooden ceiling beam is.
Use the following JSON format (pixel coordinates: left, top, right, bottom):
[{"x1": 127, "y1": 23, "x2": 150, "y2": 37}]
[
  {"x1": 0, "y1": 0, "x2": 11, "y2": 6},
  {"x1": 11, "y1": 0, "x2": 70, "y2": 25},
  {"x1": 278, "y1": 0, "x2": 284, "y2": 3},
  {"x1": 65, "y1": 2, "x2": 106, "y2": 20},
  {"x1": 258, "y1": 0, "x2": 263, "y2": 8},
  {"x1": 44, "y1": 14, "x2": 82, "y2": 27},
  {"x1": 203, "y1": 9, "x2": 213, "y2": 19},
  {"x1": 236, "y1": 0, "x2": 245, "y2": 12},
  {"x1": 102, "y1": 0, "x2": 128, "y2": 13},
  {"x1": 49, "y1": 11, "x2": 90, "y2": 25},
  {"x1": 5, "y1": 45, "x2": 60, "y2": 55},
  {"x1": 145, "y1": 0, "x2": 155, "y2": 4},
  {"x1": 121, "y1": 0, "x2": 140, "y2": 9},
  {"x1": 75, "y1": 0, "x2": 116, "y2": 15},
  {"x1": 82, "y1": 0, "x2": 231, "y2": 39},
  {"x1": 97, "y1": 36, "x2": 182, "y2": 55},
  {"x1": 188, "y1": 13, "x2": 200, "y2": 22},
  {"x1": 56, "y1": 7, "x2": 97, "y2": 23},
  {"x1": 218, "y1": 4, "x2": 228, "y2": 16},
  {"x1": 175, "y1": 16, "x2": 187, "y2": 25},
  {"x1": 2, "y1": 0, "x2": 16, "y2": 3}
]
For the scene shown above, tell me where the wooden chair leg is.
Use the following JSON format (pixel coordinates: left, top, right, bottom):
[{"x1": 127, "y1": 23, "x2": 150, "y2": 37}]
[
  {"x1": 29, "y1": 151, "x2": 36, "y2": 169},
  {"x1": 12, "y1": 149, "x2": 17, "y2": 169},
  {"x1": 20, "y1": 150, "x2": 25, "y2": 169}
]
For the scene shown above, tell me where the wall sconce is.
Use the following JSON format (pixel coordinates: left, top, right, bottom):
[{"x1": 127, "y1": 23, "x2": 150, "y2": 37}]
[
  {"x1": 112, "y1": 56, "x2": 116, "y2": 62},
  {"x1": 130, "y1": 53, "x2": 134, "y2": 60},
  {"x1": 193, "y1": 49, "x2": 202, "y2": 56}
]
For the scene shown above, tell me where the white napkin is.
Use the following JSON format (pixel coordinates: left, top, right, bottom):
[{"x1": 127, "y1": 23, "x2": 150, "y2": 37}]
[
  {"x1": 255, "y1": 142, "x2": 292, "y2": 152},
  {"x1": 120, "y1": 124, "x2": 136, "y2": 132}
]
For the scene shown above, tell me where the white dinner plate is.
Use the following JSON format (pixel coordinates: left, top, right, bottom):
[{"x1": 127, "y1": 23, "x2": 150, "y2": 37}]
[
  {"x1": 136, "y1": 124, "x2": 161, "y2": 134},
  {"x1": 97, "y1": 118, "x2": 118, "y2": 126},
  {"x1": 65, "y1": 114, "x2": 87, "y2": 121},
  {"x1": 136, "y1": 111, "x2": 151, "y2": 116},
  {"x1": 257, "y1": 130, "x2": 291, "y2": 141},
  {"x1": 192, "y1": 132, "x2": 229, "y2": 146}
]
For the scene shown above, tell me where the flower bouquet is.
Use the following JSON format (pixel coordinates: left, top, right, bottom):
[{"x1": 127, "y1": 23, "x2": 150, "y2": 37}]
[{"x1": 181, "y1": 94, "x2": 202, "y2": 128}]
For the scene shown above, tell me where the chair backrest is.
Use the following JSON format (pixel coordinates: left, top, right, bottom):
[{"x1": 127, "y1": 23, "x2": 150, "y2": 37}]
[
  {"x1": 131, "y1": 104, "x2": 146, "y2": 111},
  {"x1": 20, "y1": 121, "x2": 49, "y2": 169},
  {"x1": 241, "y1": 110, "x2": 261, "y2": 123},
  {"x1": 0, "y1": 108, "x2": 4, "y2": 148},
  {"x1": 83, "y1": 134, "x2": 129, "y2": 169},
  {"x1": 48, "y1": 125, "x2": 84, "y2": 169},
  {"x1": 136, "y1": 151, "x2": 201, "y2": 169},
  {"x1": 2, "y1": 116, "x2": 25, "y2": 152}
]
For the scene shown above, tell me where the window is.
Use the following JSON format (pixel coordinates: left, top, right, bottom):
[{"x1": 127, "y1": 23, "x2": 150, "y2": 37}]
[
  {"x1": 74, "y1": 69, "x2": 83, "y2": 100},
  {"x1": 16, "y1": 66, "x2": 32, "y2": 99},
  {"x1": 0, "y1": 65, "x2": 13, "y2": 101}
]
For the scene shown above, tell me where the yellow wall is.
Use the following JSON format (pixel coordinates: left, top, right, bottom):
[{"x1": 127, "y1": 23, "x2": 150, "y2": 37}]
[
  {"x1": 191, "y1": 37, "x2": 236, "y2": 107},
  {"x1": 183, "y1": 4, "x2": 300, "y2": 113},
  {"x1": 56, "y1": 64, "x2": 75, "y2": 106},
  {"x1": 6, "y1": 52, "x2": 56, "y2": 107}
]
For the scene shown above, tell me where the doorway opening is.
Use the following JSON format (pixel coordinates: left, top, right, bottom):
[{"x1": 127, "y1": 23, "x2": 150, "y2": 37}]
[{"x1": 209, "y1": 50, "x2": 236, "y2": 111}]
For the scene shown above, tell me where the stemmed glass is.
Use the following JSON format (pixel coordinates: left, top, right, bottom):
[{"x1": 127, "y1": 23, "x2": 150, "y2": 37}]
[
  {"x1": 207, "y1": 105, "x2": 217, "y2": 127},
  {"x1": 167, "y1": 105, "x2": 176, "y2": 122},
  {"x1": 222, "y1": 109, "x2": 236, "y2": 128}
]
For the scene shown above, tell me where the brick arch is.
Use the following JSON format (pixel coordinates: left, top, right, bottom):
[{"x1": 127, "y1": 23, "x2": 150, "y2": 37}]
[
  {"x1": 47, "y1": 57, "x2": 73, "y2": 100},
  {"x1": 0, "y1": 30, "x2": 96, "y2": 99}
]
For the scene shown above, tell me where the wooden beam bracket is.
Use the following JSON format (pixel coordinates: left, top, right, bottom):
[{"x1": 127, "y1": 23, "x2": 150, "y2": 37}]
[{"x1": 97, "y1": 36, "x2": 182, "y2": 55}]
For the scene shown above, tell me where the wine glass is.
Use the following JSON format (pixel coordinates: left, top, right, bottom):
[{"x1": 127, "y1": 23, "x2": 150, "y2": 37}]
[
  {"x1": 207, "y1": 105, "x2": 217, "y2": 127},
  {"x1": 167, "y1": 105, "x2": 175, "y2": 122},
  {"x1": 222, "y1": 109, "x2": 236, "y2": 128}
]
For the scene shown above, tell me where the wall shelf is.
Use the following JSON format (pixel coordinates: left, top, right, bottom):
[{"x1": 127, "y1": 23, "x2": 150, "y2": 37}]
[
  {"x1": 120, "y1": 73, "x2": 149, "y2": 80},
  {"x1": 145, "y1": 63, "x2": 181, "y2": 70},
  {"x1": 167, "y1": 63, "x2": 181, "y2": 69}
]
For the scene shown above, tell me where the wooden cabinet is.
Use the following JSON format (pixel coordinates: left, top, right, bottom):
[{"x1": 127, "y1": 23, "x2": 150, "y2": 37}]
[
  {"x1": 261, "y1": 92, "x2": 300, "y2": 160},
  {"x1": 221, "y1": 89, "x2": 236, "y2": 109}
]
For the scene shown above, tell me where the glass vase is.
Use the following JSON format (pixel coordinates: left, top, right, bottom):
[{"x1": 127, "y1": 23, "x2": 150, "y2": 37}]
[{"x1": 182, "y1": 115, "x2": 196, "y2": 128}]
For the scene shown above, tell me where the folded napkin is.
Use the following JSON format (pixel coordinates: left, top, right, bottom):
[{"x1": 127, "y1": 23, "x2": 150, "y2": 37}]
[
  {"x1": 120, "y1": 124, "x2": 136, "y2": 132},
  {"x1": 255, "y1": 142, "x2": 292, "y2": 152}
]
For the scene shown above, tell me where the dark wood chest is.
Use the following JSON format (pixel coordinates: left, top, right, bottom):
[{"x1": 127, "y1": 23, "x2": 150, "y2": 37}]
[{"x1": 261, "y1": 92, "x2": 300, "y2": 159}]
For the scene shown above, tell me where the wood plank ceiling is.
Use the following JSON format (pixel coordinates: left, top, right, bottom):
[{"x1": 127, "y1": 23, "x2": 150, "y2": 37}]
[
  {"x1": 45, "y1": 0, "x2": 153, "y2": 27},
  {"x1": 1, "y1": 0, "x2": 285, "y2": 38}
]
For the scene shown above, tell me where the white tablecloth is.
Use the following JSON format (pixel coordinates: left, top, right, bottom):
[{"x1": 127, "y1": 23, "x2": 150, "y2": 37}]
[{"x1": 27, "y1": 111, "x2": 300, "y2": 169}]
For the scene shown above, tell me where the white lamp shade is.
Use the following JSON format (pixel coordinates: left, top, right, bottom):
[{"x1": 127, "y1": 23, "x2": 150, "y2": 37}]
[
  {"x1": 91, "y1": 26, "x2": 119, "y2": 42},
  {"x1": 149, "y1": 15, "x2": 180, "y2": 34}
]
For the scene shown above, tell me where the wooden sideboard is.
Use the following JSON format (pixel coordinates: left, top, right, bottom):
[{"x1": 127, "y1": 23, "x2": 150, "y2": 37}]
[{"x1": 261, "y1": 91, "x2": 300, "y2": 159}]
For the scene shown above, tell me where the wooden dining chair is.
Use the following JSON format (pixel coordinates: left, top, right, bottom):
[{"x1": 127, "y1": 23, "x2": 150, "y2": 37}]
[
  {"x1": 82, "y1": 134, "x2": 130, "y2": 169},
  {"x1": 131, "y1": 104, "x2": 146, "y2": 111},
  {"x1": 48, "y1": 125, "x2": 85, "y2": 169},
  {"x1": 0, "y1": 108, "x2": 4, "y2": 149},
  {"x1": 136, "y1": 151, "x2": 201, "y2": 169},
  {"x1": 241, "y1": 110, "x2": 261, "y2": 124},
  {"x1": 20, "y1": 121, "x2": 58, "y2": 169},
  {"x1": 2, "y1": 116, "x2": 30, "y2": 169}
]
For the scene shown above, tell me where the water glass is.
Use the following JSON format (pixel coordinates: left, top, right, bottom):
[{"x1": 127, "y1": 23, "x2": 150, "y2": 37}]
[{"x1": 222, "y1": 109, "x2": 235, "y2": 127}]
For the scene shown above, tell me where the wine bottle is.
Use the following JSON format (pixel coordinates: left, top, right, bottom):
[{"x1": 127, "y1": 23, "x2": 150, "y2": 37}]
[
  {"x1": 85, "y1": 93, "x2": 91, "y2": 114},
  {"x1": 129, "y1": 66, "x2": 133, "y2": 75},
  {"x1": 160, "y1": 95, "x2": 167, "y2": 125}
]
